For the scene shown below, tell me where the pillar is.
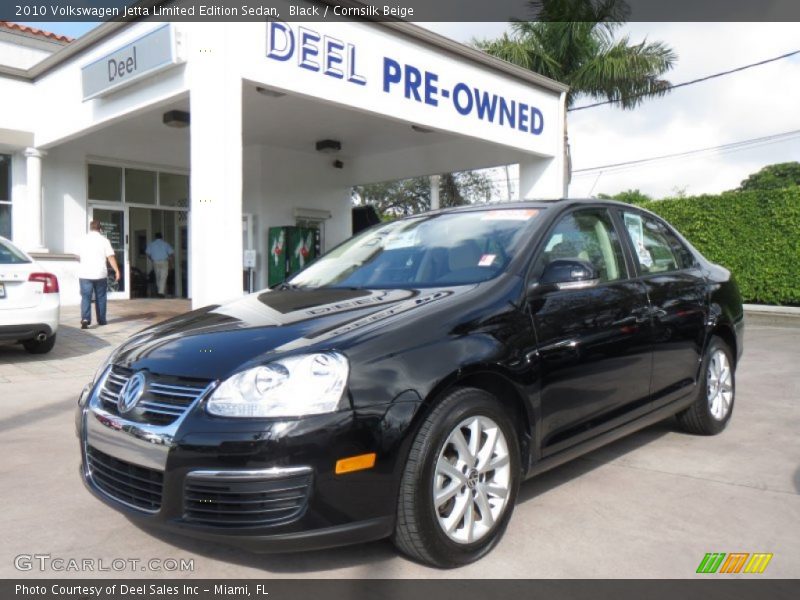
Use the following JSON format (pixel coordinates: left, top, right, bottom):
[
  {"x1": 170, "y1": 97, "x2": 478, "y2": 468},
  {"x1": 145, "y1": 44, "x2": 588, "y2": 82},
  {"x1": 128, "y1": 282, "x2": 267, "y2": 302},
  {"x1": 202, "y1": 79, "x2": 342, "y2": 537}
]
[{"x1": 23, "y1": 147, "x2": 47, "y2": 252}]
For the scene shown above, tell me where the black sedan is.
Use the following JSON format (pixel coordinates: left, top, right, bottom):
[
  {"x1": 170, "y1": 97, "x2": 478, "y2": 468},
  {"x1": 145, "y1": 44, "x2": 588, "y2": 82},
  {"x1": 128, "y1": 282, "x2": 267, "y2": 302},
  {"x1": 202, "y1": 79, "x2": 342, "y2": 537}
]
[{"x1": 76, "y1": 200, "x2": 743, "y2": 567}]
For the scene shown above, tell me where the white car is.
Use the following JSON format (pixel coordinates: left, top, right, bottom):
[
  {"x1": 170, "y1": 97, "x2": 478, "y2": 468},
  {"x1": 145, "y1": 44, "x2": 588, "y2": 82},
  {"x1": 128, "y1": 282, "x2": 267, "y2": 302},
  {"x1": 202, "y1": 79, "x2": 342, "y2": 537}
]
[{"x1": 0, "y1": 236, "x2": 60, "y2": 354}]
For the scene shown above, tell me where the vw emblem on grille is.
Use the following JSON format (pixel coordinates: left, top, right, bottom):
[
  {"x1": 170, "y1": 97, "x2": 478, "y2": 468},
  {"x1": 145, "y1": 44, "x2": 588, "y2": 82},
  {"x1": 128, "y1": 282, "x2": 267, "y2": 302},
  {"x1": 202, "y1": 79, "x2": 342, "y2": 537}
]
[{"x1": 118, "y1": 372, "x2": 146, "y2": 414}]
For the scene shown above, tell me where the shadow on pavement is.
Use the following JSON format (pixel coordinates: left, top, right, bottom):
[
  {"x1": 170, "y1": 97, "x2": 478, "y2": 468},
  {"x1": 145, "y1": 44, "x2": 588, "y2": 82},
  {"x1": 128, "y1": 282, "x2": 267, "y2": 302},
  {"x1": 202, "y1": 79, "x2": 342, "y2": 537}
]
[{"x1": 0, "y1": 324, "x2": 111, "y2": 363}]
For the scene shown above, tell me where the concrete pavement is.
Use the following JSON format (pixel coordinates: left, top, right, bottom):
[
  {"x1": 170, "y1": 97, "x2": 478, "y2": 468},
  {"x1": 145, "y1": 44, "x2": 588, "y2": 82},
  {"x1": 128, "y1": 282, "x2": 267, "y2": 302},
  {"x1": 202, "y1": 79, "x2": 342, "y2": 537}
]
[{"x1": 1, "y1": 301, "x2": 798, "y2": 578}]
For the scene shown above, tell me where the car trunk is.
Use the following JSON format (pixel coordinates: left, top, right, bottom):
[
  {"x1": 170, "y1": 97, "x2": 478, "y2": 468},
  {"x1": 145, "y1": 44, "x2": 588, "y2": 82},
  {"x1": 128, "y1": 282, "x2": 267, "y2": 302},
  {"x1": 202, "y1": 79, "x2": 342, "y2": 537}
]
[{"x1": 0, "y1": 263, "x2": 42, "y2": 310}]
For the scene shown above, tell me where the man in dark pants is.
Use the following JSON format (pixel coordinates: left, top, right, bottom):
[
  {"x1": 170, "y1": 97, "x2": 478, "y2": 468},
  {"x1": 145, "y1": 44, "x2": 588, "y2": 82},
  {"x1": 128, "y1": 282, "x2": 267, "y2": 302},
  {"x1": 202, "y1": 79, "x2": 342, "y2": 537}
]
[{"x1": 78, "y1": 220, "x2": 121, "y2": 329}]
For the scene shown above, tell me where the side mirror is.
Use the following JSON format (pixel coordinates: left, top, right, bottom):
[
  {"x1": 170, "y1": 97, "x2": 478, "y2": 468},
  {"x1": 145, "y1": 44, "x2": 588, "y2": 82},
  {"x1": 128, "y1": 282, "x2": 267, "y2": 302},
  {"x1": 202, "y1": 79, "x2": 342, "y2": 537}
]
[{"x1": 535, "y1": 259, "x2": 600, "y2": 292}]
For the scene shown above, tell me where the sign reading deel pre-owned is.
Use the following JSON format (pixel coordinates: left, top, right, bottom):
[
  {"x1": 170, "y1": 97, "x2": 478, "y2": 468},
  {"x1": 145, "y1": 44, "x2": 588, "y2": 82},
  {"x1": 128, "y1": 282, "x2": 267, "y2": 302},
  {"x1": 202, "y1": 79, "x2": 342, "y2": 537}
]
[{"x1": 81, "y1": 25, "x2": 182, "y2": 101}]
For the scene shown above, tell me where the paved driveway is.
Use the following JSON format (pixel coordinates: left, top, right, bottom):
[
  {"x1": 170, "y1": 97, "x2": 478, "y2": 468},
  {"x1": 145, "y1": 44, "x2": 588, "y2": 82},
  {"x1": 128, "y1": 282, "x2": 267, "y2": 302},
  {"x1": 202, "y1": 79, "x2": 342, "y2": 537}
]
[{"x1": 1, "y1": 302, "x2": 798, "y2": 578}]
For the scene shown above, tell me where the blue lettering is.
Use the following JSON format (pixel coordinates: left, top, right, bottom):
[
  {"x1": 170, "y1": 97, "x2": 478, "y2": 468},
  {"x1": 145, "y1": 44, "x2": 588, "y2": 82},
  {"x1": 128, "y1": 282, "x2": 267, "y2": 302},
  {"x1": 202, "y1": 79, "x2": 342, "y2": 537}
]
[
  {"x1": 347, "y1": 44, "x2": 366, "y2": 85},
  {"x1": 383, "y1": 57, "x2": 401, "y2": 92},
  {"x1": 499, "y1": 97, "x2": 516, "y2": 128},
  {"x1": 266, "y1": 21, "x2": 294, "y2": 61},
  {"x1": 323, "y1": 36, "x2": 345, "y2": 79},
  {"x1": 424, "y1": 71, "x2": 439, "y2": 106},
  {"x1": 298, "y1": 27, "x2": 320, "y2": 72},
  {"x1": 453, "y1": 83, "x2": 472, "y2": 115},
  {"x1": 530, "y1": 106, "x2": 544, "y2": 135},
  {"x1": 474, "y1": 89, "x2": 498, "y2": 122},
  {"x1": 518, "y1": 103, "x2": 529, "y2": 132},
  {"x1": 405, "y1": 64, "x2": 422, "y2": 102}
]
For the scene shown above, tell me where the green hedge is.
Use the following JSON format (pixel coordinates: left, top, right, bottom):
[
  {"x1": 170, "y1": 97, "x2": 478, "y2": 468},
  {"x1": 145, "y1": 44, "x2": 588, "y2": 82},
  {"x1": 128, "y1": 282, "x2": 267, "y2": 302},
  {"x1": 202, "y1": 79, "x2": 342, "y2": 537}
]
[{"x1": 638, "y1": 188, "x2": 800, "y2": 305}]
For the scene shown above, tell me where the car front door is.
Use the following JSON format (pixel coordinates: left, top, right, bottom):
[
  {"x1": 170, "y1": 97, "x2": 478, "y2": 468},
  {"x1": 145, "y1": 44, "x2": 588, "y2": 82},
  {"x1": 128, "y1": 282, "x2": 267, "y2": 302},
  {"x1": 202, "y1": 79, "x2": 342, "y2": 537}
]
[
  {"x1": 618, "y1": 209, "x2": 709, "y2": 405},
  {"x1": 527, "y1": 207, "x2": 653, "y2": 456}
]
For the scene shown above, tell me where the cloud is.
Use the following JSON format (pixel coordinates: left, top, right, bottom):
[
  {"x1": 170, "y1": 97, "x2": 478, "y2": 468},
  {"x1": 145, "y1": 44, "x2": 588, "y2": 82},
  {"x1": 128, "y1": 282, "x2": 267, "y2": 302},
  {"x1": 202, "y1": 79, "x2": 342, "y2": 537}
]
[{"x1": 425, "y1": 22, "x2": 800, "y2": 198}]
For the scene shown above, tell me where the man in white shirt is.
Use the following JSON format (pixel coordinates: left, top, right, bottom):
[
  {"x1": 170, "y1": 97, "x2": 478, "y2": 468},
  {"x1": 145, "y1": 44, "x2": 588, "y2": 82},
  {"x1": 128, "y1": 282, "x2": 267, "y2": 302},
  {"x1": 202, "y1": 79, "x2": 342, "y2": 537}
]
[
  {"x1": 78, "y1": 220, "x2": 120, "y2": 329},
  {"x1": 145, "y1": 232, "x2": 174, "y2": 298}
]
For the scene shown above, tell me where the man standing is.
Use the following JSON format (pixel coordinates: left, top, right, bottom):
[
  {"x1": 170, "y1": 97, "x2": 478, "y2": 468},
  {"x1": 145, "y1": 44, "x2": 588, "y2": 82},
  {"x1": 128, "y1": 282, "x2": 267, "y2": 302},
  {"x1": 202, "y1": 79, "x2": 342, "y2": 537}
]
[
  {"x1": 146, "y1": 232, "x2": 174, "y2": 298},
  {"x1": 78, "y1": 220, "x2": 120, "y2": 329}
]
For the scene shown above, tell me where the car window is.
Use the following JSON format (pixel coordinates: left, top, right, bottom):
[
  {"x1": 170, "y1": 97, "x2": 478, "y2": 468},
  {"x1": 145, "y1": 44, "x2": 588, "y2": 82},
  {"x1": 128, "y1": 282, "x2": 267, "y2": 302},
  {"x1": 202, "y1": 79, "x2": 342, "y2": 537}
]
[
  {"x1": 288, "y1": 208, "x2": 543, "y2": 289},
  {"x1": 535, "y1": 209, "x2": 627, "y2": 283},
  {"x1": 0, "y1": 239, "x2": 31, "y2": 264},
  {"x1": 622, "y1": 212, "x2": 695, "y2": 274}
]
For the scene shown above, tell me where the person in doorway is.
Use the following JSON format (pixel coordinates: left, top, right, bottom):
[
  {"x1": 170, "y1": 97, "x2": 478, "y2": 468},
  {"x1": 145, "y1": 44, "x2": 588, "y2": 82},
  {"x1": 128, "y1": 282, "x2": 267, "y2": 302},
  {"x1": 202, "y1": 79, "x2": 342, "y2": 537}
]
[
  {"x1": 146, "y1": 233, "x2": 174, "y2": 298},
  {"x1": 78, "y1": 220, "x2": 120, "y2": 329}
]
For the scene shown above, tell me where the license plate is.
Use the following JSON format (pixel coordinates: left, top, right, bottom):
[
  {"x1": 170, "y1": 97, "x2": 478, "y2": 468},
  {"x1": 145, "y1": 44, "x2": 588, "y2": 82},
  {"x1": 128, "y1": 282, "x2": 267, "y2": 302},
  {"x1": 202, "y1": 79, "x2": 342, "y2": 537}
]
[{"x1": 0, "y1": 282, "x2": 5, "y2": 298}]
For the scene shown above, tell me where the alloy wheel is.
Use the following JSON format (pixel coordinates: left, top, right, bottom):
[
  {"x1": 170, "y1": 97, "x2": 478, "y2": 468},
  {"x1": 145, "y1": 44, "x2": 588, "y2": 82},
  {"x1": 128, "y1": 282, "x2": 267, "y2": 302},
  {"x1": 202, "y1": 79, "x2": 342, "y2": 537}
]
[{"x1": 707, "y1": 348, "x2": 734, "y2": 420}]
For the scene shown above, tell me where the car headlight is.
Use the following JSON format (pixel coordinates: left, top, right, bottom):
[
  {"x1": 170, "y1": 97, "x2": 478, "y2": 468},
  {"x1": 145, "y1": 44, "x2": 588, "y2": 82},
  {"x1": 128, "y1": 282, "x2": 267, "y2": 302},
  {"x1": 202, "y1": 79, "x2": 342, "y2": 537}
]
[{"x1": 206, "y1": 352, "x2": 349, "y2": 418}]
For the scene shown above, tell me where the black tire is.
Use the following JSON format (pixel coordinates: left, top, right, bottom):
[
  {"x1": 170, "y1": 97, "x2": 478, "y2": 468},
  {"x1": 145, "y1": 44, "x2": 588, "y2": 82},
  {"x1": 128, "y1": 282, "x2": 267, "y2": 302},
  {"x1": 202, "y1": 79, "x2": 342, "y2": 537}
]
[
  {"x1": 23, "y1": 333, "x2": 56, "y2": 355},
  {"x1": 676, "y1": 337, "x2": 735, "y2": 435},
  {"x1": 392, "y1": 387, "x2": 520, "y2": 567}
]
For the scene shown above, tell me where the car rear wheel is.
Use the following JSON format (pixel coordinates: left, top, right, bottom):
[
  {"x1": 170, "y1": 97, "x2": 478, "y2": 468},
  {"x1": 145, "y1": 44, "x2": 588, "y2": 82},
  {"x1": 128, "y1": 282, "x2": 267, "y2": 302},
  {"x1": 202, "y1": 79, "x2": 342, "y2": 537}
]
[
  {"x1": 392, "y1": 387, "x2": 520, "y2": 567},
  {"x1": 23, "y1": 333, "x2": 56, "y2": 354},
  {"x1": 676, "y1": 337, "x2": 735, "y2": 435}
]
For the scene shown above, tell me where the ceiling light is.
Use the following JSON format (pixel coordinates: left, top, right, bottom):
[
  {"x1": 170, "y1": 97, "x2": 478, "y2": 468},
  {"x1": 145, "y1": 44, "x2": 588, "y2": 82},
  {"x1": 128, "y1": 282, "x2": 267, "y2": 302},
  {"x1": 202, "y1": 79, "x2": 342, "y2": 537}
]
[
  {"x1": 255, "y1": 86, "x2": 286, "y2": 98},
  {"x1": 315, "y1": 139, "x2": 342, "y2": 154},
  {"x1": 163, "y1": 110, "x2": 190, "y2": 128}
]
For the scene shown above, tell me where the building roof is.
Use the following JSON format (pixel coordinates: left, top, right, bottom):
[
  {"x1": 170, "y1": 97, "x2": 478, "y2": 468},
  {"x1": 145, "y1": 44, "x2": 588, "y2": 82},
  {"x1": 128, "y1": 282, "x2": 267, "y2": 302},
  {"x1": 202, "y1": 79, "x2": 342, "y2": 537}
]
[{"x1": 0, "y1": 21, "x2": 73, "y2": 44}]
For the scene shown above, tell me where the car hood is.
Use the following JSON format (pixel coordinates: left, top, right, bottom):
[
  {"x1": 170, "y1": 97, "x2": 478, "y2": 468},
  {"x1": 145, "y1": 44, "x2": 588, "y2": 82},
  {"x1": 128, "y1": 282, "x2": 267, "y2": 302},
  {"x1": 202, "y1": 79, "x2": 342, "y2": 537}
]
[{"x1": 111, "y1": 286, "x2": 466, "y2": 380}]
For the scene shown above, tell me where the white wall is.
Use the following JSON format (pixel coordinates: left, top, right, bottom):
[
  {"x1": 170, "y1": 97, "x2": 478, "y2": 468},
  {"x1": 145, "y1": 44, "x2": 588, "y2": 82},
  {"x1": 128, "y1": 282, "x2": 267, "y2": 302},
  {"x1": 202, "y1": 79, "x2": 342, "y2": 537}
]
[{"x1": 244, "y1": 144, "x2": 352, "y2": 290}]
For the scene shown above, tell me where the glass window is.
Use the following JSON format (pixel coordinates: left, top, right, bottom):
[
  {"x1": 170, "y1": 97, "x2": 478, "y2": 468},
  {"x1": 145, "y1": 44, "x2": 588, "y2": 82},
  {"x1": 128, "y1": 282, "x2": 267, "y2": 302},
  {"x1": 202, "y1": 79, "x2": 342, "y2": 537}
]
[
  {"x1": 622, "y1": 212, "x2": 695, "y2": 274},
  {"x1": 289, "y1": 208, "x2": 543, "y2": 289},
  {"x1": 0, "y1": 238, "x2": 30, "y2": 264},
  {"x1": 125, "y1": 168, "x2": 156, "y2": 205},
  {"x1": 1, "y1": 154, "x2": 10, "y2": 239},
  {"x1": 88, "y1": 164, "x2": 122, "y2": 201},
  {"x1": 0, "y1": 154, "x2": 10, "y2": 201},
  {"x1": 159, "y1": 172, "x2": 189, "y2": 207},
  {"x1": 536, "y1": 209, "x2": 627, "y2": 283}
]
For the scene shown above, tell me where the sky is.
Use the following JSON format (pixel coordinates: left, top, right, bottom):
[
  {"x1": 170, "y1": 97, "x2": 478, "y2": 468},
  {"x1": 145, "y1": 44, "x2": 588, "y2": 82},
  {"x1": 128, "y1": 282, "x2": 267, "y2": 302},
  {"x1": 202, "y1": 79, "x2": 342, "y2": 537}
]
[{"x1": 22, "y1": 20, "x2": 800, "y2": 199}]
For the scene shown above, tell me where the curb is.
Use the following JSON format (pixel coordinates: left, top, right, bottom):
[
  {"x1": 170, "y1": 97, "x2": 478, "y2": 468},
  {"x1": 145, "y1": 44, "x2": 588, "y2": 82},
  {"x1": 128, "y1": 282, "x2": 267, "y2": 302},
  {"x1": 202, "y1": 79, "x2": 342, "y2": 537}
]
[{"x1": 743, "y1": 304, "x2": 800, "y2": 317}]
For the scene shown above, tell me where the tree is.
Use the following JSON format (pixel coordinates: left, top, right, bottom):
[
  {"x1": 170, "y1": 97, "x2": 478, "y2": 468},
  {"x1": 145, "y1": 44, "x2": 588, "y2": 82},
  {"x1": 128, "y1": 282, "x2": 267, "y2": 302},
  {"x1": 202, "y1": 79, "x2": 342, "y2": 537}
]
[
  {"x1": 475, "y1": 0, "x2": 676, "y2": 190},
  {"x1": 475, "y1": 0, "x2": 677, "y2": 110},
  {"x1": 597, "y1": 188, "x2": 652, "y2": 204},
  {"x1": 353, "y1": 171, "x2": 496, "y2": 219},
  {"x1": 737, "y1": 162, "x2": 800, "y2": 191}
]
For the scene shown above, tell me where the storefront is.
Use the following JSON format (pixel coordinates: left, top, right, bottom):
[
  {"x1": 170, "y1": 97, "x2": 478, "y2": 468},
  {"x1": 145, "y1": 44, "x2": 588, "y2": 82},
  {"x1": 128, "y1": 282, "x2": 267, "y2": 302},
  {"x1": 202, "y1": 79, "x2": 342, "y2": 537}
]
[{"x1": 0, "y1": 3, "x2": 567, "y2": 308}]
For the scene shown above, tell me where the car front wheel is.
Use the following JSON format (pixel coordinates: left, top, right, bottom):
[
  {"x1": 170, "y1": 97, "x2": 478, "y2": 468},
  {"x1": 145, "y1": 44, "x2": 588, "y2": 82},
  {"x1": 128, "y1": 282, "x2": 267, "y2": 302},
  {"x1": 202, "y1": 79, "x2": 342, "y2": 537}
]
[{"x1": 393, "y1": 387, "x2": 520, "y2": 567}]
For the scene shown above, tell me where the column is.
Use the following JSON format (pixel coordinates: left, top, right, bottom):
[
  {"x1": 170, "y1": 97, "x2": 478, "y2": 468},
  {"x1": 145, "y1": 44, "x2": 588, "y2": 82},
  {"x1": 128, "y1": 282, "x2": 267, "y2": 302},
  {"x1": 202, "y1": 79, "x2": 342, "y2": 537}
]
[
  {"x1": 430, "y1": 174, "x2": 441, "y2": 210},
  {"x1": 189, "y1": 24, "x2": 243, "y2": 309},
  {"x1": 23, "y1": 147, "x2": 47, "y2": 252},
  {"x1": 518, "y1": 155, "x2": 567, "y2": 201}
]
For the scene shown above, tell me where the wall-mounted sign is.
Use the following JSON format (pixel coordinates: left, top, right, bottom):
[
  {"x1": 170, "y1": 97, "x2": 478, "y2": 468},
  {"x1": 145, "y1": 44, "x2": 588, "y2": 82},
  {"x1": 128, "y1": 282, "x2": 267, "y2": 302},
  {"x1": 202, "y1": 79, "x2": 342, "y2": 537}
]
[{"x1": 81, "y1": 25, "x2": 183, "y2": 101}]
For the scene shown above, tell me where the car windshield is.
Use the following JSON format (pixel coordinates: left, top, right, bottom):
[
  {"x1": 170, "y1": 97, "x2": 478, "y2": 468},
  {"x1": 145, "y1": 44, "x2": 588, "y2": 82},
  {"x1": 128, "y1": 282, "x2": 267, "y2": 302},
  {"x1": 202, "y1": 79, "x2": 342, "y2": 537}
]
[
  {"x1": 288, "y1": 208, "x2": 543, "y2": 289},
  {"x1": 0, "y1": 239, "x2": 31, "y2": 264}
]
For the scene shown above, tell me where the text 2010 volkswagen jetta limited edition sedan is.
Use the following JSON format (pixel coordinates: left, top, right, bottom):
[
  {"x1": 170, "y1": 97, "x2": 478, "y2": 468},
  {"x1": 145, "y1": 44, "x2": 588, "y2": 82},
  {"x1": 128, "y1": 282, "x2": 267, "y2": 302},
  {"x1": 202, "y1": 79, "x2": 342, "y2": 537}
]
[{"x1": 76, "y1": 200, "x2": 743, "y2": 567}]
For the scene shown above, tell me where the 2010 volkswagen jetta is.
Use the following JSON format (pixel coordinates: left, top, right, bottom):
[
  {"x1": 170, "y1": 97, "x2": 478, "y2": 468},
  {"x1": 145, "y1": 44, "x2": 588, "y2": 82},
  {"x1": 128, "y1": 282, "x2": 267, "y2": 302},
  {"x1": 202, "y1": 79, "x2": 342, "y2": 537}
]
[{"x1": 76, "y1": 200, "x2": 743, "y2": 567}]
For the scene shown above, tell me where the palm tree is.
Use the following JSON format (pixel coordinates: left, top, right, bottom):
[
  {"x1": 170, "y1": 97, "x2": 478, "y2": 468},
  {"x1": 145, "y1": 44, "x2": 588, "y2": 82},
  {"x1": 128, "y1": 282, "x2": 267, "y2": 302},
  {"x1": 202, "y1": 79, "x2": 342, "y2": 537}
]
[
  {"x1": 475, "y1": 0, "x2": 677, "y2": 191},
  {"x1": 476, "y1": 0, "x2": 677, "y2": 110}
]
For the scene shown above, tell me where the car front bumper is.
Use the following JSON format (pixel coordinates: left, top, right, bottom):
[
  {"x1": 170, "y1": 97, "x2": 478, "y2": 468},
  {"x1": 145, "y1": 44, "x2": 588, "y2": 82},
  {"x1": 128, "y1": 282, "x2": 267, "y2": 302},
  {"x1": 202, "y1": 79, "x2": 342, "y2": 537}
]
[{"x1": 76, "y1": 379, "x2": 421, "y2": 552}]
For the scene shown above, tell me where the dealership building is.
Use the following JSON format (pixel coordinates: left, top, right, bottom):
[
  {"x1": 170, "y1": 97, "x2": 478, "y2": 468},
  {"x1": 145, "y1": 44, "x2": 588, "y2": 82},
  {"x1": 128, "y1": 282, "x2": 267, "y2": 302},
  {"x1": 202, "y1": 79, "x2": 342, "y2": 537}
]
[{"x1": 0, "y1": 6, "x2": 567, "y2": 308}]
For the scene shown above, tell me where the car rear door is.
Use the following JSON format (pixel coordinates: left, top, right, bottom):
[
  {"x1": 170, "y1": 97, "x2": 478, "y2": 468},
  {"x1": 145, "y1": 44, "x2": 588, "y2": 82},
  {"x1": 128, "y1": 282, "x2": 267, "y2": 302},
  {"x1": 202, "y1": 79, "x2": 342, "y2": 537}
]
[
  {"x1": 617, "y1": 209, "x2": 708, "y2": 405},
  {"x1": 0, "y1": 240, "x2": 40, "y2": 310},
  {"x1": 527, "y1": 207, "x2": 653, "y2": 456}
]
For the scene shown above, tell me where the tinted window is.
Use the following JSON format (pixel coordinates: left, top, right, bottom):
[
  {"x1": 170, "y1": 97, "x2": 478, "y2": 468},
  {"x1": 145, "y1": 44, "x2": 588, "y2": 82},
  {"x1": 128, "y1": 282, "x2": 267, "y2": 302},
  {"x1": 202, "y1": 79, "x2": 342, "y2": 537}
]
[
  {"x1": 622, "y1": 211, "x2": 695, "y2": 274},
  {"x1": 0, "y1": 239, "x2": 30, "y2": 264},
  {"x1": 536, "y1": 209, "x2": 627, "y2": 282},
  {"x1": 289, "y1": 208, "x2": 543, "y2": 289}
]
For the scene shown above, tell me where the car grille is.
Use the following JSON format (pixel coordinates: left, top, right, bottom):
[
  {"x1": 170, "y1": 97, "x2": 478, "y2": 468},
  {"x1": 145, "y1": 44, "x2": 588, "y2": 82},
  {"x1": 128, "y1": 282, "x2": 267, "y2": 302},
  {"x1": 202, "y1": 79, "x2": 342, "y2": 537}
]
[
  {"x1": 98, "y1": 366, "x2": 209, "y2": 426},
  {"x1": 85, "y1": 446, "x2": 164, "y2": 513},
  {"x1": 183, "y1": 472, "x2": 313, "y2": 527}
]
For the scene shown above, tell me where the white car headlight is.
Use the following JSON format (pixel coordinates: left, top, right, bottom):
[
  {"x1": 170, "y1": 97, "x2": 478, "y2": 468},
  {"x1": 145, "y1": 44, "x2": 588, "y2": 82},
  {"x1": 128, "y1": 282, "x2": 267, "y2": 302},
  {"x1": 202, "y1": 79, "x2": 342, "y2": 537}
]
[{"x1": 206, "y1": 352, "x2": 349, "y2": 418}]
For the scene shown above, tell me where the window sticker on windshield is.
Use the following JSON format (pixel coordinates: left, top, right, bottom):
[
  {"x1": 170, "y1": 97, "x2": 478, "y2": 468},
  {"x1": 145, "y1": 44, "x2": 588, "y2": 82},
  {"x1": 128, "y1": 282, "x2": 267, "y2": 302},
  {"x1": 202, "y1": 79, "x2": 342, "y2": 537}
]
[
  {"x1": 481, "y1": 209, "x2": 539, "y2": 221},
  {"x1": 478, "y1": 254, "x2": 496, "y2": 267},
  {"x1": 384, "y1": 230, "x2": 419, "y2": 250}
]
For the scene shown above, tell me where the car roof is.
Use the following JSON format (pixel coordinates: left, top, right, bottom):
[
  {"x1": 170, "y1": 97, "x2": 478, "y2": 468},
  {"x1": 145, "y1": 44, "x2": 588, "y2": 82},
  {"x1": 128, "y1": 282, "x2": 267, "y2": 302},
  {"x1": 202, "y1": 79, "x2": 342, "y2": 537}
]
[{"x1": 424, "y1": 198, "x2": 636, "y2": 216}]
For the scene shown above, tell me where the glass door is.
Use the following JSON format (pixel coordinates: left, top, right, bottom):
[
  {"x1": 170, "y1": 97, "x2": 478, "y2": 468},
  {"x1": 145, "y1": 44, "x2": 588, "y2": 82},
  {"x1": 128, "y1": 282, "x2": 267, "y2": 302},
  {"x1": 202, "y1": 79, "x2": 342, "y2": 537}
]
[{"x1": 88, "y1": 205, "x2": 129, "y2": 300}]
